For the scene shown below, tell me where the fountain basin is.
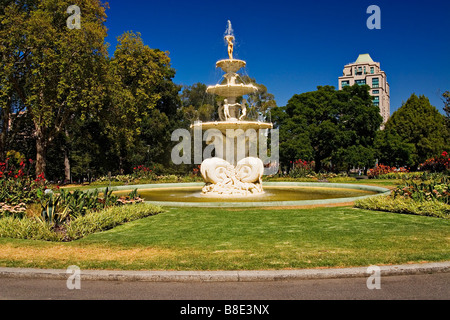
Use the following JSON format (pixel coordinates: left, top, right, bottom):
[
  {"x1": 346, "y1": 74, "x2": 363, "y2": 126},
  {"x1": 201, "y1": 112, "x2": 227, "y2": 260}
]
[
  {"x1": 107, "y1": 182, "x2": 390, "y2": 208},
  {"x1": 216, "y1": 59, "x2": 247, "y2": 73},
  {"x1": 191, "y1": 120, "x2": 273, "y2": 133},
  {"x1": 206, "y1": 83, "x2": 257, "y2": 97}
]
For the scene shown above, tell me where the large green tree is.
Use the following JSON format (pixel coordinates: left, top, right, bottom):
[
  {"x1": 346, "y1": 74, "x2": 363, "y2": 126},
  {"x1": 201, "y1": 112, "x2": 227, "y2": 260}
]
[
  {"x1": 0, "y1": 0, "x2": 34, "y2": 159},
  {"x1": 273, "y1": 85, "x2": 382, "y2": 172},
  {"x1": 53, "y1": 31, "x2": 181, "y2": 181},
  {"x1": 1, "y1": 0, "x2": 109, "y2": 177},
  {"x1": 382, "y1": 93, "x2": 450, "y2": 167},
  {"x1": 106, "y1": 31, "x2": 180, "y2": 173}
]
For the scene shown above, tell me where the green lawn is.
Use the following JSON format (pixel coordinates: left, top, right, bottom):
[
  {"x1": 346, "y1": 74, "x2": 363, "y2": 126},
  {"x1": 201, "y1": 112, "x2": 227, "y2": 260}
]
[{"x1": 0, "y1": 205, "x2": 448, "y2": 270}]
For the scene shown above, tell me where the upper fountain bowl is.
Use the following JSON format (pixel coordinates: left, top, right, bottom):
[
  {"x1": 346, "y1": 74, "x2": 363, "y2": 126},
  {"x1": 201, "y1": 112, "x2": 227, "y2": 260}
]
[{"x1": 216, "y1": 59, "x2": 246, "y2": 73}]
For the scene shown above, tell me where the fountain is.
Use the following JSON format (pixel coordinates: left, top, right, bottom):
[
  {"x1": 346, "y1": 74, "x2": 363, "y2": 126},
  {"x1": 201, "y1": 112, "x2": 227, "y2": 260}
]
[
  {"x1": 191, "y1": 22, "x2": 273, "y2": 197},
  {"x1": 102, "y1": 22, "x2": 391, "y2": 207}
]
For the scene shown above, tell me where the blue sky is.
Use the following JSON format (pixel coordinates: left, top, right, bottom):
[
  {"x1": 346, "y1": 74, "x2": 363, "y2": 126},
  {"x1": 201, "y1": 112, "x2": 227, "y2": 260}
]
[{"x1": 104, "y1": 0, "x2": 450, "y2": 115}]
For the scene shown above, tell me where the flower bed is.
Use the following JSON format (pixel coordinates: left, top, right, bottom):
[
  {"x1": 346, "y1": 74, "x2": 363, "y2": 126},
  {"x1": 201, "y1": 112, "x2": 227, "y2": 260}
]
[
  {"x1": 355, "y1": 173, "x2": 450, "y2": 218},
  {"x1": 289, "y1": 159, "x2": 315, "y2": 178},
  {"x1": 368, "y1": 164, "x2": 409, "y2": 178},
  {"x1": 419, "y1": 151, "x2": 450, "y2": 173},
  {"x1": 392, "y1": 175, "x2": 449, "y2": 204},
  {"x1": 0, "y1": 158, "x2": 49, "y2": 215}
]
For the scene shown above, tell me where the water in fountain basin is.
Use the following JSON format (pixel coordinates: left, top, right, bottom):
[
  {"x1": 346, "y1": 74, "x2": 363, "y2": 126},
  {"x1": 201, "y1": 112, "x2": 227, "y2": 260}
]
[{"x1": 114, "y1": 186, "x2": 377, "y2": 203}]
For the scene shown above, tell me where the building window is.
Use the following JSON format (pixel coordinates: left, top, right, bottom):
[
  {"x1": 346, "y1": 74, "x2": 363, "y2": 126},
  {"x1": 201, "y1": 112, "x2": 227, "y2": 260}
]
[
  {"x1": 370, "y1": 67, "x2": 374, "y2": 74},
  {"x1": 372, "y1": 90, "x2": 379, "y2": 94},
  {"x1": 356, "y1": 67, "x2": 363, "y2": 75},
  {"x1": 341, "y1": 80, "x2": 350, "y2": 87},
  {"x1": 373, "y1": 96, "x2": 379, "y2": 106},
  {"x1": 372, "y1": 78, "x2": 379, "y2": 88},
  {"x1": 355, "y1": 79, "x2": 366, "y2": 85}
]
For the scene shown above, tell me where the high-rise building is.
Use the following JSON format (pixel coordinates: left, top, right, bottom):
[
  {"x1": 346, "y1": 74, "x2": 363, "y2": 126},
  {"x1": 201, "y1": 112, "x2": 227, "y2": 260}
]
[{"x1": 338, "y1": 53, "x2": 390, "y2": 126}]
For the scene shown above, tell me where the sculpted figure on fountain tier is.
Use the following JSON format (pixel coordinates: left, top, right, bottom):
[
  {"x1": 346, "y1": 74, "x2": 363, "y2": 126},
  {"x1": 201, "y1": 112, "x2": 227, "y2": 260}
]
[{"x1": 225, "y1": 35, "x2": 234, "y2": 60}]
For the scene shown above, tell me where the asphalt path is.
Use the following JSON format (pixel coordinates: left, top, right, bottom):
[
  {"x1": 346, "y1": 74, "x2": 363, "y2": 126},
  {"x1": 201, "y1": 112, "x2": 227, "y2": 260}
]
[{"x1": 1, "y1": 273, "x2": 448, "y2": 300}]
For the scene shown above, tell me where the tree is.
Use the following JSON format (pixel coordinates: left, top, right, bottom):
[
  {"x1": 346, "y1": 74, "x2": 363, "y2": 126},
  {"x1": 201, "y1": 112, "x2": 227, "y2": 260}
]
[
  {"x1": 0, "y1": 0, "x2": 34, "y2": 159},
  {"x1": 239, "y1": 76, "x2": 277, "y2": 121},
  {"x1": 332, "y1": 84, "x2": 382, "y2": 172},
  {"x1": 383, "y1": 93, "x2": 450, "y2": 168},
  {"x1": 333, "y1": 145, "x2": 375, "y2": 173},
  {"x1": 180, "y1": 83, "x2": 217, "y2": 122},
  {"x1": 443, "y1": 90, "x2": 450, "y2": 128},
  {"x1": 373, "y1": 129, "x2": 414, "y2": 167},
  {"x1": 1, "y1": 0, "x2": 109, "y2": 177},
  {"x1": 271, "y1": 101, "x2": 313, "y2": 171},
  {"x1": 273, "y1": 85, "x2": 381, "y2": 172},
  {"x1": 106, "y1": 31, "x2": 179, "y2": 173}
]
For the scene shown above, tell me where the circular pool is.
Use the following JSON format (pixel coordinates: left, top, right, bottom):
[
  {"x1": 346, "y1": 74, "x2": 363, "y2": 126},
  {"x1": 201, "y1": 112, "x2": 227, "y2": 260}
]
[{"x1": 106, "y1": 182, "x2": 390, "y2": 207}]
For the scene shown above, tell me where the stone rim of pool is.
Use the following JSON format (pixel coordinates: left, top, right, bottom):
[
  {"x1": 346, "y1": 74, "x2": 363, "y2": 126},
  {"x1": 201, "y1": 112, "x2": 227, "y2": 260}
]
[{"x1": 97, "y1": 182, "x2": 391, "y2": 208}]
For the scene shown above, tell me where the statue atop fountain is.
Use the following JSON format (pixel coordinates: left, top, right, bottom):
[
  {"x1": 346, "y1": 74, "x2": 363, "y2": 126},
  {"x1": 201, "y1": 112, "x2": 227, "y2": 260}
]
[
  {"x1": 225, "y1": 35, "x2": 234, "y2": 60},
  {"x1": 192, "y1": 22, "x2": 273, "y2": 196}
]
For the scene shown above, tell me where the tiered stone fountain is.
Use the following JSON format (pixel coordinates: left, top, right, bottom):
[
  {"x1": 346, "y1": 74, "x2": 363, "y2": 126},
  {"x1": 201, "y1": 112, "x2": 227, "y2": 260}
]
[
  {"x1": 191, "y1": 27, "x2": 273, "y2": 196},
  {"x1": 108, "y1": 23, "x2": 391, "y2": 207}
]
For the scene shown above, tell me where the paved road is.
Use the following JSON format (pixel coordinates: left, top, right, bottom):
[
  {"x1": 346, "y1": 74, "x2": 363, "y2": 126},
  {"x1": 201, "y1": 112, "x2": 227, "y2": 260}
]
[{"x1": 1, "y1": 273, "x2": 448, "y2": 300}]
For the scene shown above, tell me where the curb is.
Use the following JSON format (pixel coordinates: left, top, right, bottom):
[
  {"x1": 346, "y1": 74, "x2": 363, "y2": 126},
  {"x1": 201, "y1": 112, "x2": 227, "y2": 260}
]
[{"x1": 0, "y1": 262, "x2": 449, "y2": 282}]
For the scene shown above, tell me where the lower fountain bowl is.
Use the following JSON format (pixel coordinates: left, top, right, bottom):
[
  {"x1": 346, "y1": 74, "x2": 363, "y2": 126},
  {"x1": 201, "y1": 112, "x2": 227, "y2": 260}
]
[{"x1": 104, "y1": 182, "x2": 390, "y2": 208}]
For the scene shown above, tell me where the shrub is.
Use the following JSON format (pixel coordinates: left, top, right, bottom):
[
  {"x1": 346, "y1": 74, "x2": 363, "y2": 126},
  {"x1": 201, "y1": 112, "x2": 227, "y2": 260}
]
[
  {"x1": 367, "y1": 164, "x2": 409, "y2": 178},
  {"x1": 132, "y1": 165, "x2": 157, "y2": 180},
  {"x1": 355, "y1": 195, "x2": 450, "y2": 219},
  {"x1": 0, "y1": 216, "x2": 62, "y2": 241},
  {"x1": 65, "y1": 203, "x2": 163, "y2": 240},
  {"x1": 372, "y1": 172, "x2": 426, "y2": 180},
  {"x1": 288, "y1": 159, "x2": 315, "y2": 178},
  {"x1": 0, "y1": 203, "x2": 163, "y2": 241},
  {"x1": 419, "y1": 151, "x2": 450, "y2": 173},
  {"x1": 0, "y1": 158, "x2": 50, "y2": 205},
  {"x1": 392, "y1": 175, "x2": 449, "y2": 204},
  {"x1": 328, "y1": 176, "x2": 357, "y2": 183},
  {"x1": 36, "y1": 187, "x2": 145, "y2": 225},
  {"x1": 356, "y1": 173, "x2": 450, "y2": 218}
]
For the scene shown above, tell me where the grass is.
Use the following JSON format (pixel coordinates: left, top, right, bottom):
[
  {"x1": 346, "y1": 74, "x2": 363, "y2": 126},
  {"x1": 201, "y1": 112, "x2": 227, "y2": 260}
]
[{"x1": 0, "y1": 205, "x2": 448, "y2": 270}]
